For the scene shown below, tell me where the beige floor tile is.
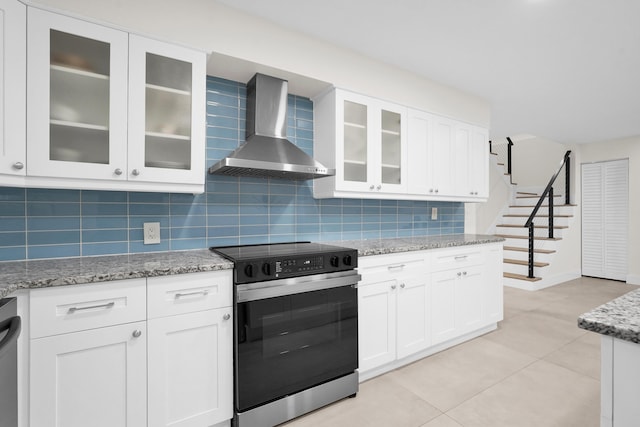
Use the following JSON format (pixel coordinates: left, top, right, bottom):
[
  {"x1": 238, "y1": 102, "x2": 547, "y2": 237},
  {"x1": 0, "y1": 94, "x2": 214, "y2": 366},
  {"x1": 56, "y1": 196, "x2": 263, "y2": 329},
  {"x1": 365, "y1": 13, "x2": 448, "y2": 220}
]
[
  {"x1": 447, "y1": 360, "x2": 600, "y2": 427},
  {"x1": 544, "y1": 332, "x2": 602, "y2": 379},
  {"x1": 420, "y1": 414, "x2": 463, "y2": 427},
  {"x1": 282, "y1": 375, "x2": 441, "y2": 427},
  {"x1": 482, "y1": 310, "x2": 586, "y2": 358},
  {"x1": 502, "y1": 286, "x2": 567, "y2": 314},
  {"x1": 387, "y1": 337, "x2": 536, "y2": 411}
]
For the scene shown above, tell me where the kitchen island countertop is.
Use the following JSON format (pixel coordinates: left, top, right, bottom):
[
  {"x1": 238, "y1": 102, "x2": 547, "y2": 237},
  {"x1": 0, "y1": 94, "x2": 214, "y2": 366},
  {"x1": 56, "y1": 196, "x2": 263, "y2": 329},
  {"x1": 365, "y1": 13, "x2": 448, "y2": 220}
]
[
  {"x1": 578, "y1": 288, "x2": 640, "y2": 344},
  {"x1": 0, "y1": 234, "x2": 503, "y2": 298}
]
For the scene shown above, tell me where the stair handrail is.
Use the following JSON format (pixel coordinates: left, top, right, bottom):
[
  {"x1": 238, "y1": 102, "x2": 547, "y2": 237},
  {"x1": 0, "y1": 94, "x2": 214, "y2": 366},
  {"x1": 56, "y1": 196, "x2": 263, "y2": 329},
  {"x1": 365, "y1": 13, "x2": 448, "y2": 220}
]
[{"x1": 523, "y1": 150, "x2": 572, "y2": 278}]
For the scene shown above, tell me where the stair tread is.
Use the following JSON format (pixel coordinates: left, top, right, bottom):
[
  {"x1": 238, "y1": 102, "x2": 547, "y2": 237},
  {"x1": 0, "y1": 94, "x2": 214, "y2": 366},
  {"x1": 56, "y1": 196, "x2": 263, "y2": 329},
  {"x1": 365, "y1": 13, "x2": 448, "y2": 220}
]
[
  {"x1": 495, "y1": 234, "x2": 562, "y2": 241},
  {"x1": 509, "y1": 204, "x2": 577, "y2": 208},
  {"x1": 504, "y1": 214, "x2": 573, "y2": 218},
  {"x1": 497, "y1": 224, "x2": 568, "y2": 229},
  {"x1": 516, "y1": 191, "x2": 538, "y2": 195},
  {"x1": 504, "y1": 258, "x2": 549, "y2": 267},
  {"x1": 516, "y1": 194, "x2": 563, "y2": 199},
  {"x1": 504, "y1": 272, "x2": 542, "y2": 282},
  {"x1": 490, "y1": 152, "x2": 498, "y2": 156},
  {"x1": 504, "y1": 246, "x2": 556, "y2": 254}
]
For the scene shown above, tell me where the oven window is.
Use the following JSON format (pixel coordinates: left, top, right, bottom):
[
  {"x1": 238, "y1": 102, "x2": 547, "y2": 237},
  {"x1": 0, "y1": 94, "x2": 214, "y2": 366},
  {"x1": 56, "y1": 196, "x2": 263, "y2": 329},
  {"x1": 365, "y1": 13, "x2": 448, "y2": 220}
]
[{"x1": 235, "y1": 285, "x2": 358, "y2": 412}]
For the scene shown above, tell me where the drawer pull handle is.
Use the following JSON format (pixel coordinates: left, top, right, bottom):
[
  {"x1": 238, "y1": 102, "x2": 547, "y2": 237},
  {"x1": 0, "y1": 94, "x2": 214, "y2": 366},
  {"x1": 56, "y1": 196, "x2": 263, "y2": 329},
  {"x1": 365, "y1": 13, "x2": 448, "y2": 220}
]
[
  {"x1": 175, "y1": 290, "x2": 209, "y2": 299},
  {"x1": 68, "y1": 301, "x2": 115, "y2": 314},
  {"x1": 454, "y1": 255, "x2": 468, "y2": 260},
  {"x1": 387, "y1": 264, "x2": 406, "y2": 271}
]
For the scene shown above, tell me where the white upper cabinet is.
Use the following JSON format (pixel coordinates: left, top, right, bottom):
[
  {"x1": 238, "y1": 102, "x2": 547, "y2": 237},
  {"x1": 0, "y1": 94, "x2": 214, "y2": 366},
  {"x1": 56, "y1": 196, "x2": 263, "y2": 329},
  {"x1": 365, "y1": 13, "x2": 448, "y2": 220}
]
[
  {"x1": 0, "y1": 0, "x2": 26, "y2": 183},
  {"x1": 27, "y1": 8, "x2": 129, "y2": 181},
  {"x1": 314, "y1": 88, "x2": 408, "y2": 199},
  {"x1": 127, "y1": 35, "x2": 205, "y2": 186},
  {"x1": 24, "y1": 7, "x2": 205, "y2": 193},
  {"x1": 407, "y1": 108, "x2": 488, "y2": 201}
]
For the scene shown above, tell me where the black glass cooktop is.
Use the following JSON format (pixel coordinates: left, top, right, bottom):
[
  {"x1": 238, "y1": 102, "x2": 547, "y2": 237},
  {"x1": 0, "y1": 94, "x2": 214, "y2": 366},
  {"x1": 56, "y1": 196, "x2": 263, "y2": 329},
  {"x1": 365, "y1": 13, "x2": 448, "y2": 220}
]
[{"x1": 210, "y1": 241, "x2": 353, "y2": 262}]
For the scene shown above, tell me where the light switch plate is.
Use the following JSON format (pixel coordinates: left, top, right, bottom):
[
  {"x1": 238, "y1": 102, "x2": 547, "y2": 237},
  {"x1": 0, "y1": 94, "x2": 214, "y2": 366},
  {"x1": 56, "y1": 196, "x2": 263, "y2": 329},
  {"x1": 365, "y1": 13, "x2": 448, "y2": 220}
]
[
  {"x1": 431, "y1": 207, "x2": 438, "y2": 220},
  {"x1": 143, "y1": 222, "x2": 161, "y2": 244}
]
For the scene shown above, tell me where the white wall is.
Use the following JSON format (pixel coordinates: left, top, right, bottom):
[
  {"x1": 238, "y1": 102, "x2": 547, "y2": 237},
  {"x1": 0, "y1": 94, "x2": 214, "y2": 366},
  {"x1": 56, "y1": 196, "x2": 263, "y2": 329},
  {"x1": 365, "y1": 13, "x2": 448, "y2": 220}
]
[
  {"x1": 578, "y1": 136, "x2": 640, "y2": 284},
  {"x1": 511, "y1": 137, "x2": 570, "y2": 188},
  {"x1": 28, "y1": 0, "x2": 490, "y2": 126}
]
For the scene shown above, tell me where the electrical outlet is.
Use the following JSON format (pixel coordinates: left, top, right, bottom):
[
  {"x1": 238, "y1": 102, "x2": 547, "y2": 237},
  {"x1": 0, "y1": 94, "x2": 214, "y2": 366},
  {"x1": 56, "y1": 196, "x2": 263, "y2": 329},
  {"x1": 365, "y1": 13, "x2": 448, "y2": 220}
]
[
  {"x1": 143, "y1": 222, "x2": 161, "y2": 244},
  {"x1": 431, "y1": 207, "x2": 438, "y2": 220}
]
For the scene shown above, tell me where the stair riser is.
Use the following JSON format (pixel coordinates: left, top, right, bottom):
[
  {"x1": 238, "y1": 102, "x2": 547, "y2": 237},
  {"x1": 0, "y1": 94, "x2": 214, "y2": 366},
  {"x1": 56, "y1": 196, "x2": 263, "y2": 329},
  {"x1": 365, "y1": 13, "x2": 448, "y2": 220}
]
[
  {"x1": 501, "y1": 216, "x2": 570, "y2": 227},
  {"x1": 513, "y1": 196, "x2": 565, "y2": 207},
  {"x1": 496, "y1": 226, "x2": 564, "y2": 238},
  {"x1": 507, "y1": 206, "x2": 575, "y2": 216},
  {"x1": 504, "y1": 263, "x2": 548, "y2": 277},
  {"x1": 504, "y1": 251, "x2": 554, "y2": 264}
]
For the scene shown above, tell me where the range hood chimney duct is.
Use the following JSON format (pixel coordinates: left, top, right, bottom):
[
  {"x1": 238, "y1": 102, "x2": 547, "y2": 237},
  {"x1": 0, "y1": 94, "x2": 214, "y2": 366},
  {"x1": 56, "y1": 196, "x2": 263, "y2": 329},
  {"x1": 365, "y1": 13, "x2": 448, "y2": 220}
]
[{"x1": 208, "y1": 73, "x2": 334, "y2": 180}]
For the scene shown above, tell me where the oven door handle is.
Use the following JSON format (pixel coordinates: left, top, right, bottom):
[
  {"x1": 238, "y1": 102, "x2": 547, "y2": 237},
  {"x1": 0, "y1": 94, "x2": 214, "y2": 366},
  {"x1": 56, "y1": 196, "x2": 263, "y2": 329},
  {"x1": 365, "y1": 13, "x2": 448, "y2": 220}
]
[{"x1": 237, "y1": 271, "x2": 361, "y2": 303}]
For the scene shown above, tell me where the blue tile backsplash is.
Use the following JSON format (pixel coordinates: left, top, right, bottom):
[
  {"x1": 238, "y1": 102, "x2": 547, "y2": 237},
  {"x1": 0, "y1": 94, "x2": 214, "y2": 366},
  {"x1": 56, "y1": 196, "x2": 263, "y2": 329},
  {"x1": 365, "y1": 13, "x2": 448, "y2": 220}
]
[{"x1": 0, "y1": 76, "x2": 464, "y2": 261}]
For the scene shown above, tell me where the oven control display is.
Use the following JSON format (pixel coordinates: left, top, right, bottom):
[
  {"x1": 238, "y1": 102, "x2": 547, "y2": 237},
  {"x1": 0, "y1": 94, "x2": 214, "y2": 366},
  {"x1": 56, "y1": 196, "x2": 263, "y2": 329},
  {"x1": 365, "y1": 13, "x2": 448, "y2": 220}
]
[{"x1": 276, "y1": 256, "x2": 324, "y2": 274}]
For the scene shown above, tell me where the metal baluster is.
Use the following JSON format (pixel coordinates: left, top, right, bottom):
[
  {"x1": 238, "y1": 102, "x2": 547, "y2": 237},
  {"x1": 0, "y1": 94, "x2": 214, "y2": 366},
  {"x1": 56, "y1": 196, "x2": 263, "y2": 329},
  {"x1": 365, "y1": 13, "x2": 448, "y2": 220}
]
[{"x1": 548, "y1": 186, "x2": 554, "y2": 239}]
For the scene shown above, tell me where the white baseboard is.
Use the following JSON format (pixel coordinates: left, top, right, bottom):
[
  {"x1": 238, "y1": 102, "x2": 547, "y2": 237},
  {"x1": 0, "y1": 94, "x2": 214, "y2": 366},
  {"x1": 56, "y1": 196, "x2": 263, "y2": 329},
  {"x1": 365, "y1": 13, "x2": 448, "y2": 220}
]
[{"x1": 625, "y1": 274, "x2": 640, "y2": 286}]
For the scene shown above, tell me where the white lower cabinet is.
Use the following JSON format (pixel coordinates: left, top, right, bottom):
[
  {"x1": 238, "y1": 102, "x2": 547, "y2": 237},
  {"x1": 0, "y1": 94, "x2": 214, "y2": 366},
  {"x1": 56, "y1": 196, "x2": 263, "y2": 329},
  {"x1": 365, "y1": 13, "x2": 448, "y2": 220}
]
[
  {"x1": 358, "y1": 253, "x2": 430, "y2": 374},
  {"x1": 358, "y1": 243, "x2": 503, "y2": 379},
  {"x1": 28, "y1": 271, "x2": 234, "y2": 427},
  {"x1": 30, "y1": 321, "x2": 147, "y2": 427}
]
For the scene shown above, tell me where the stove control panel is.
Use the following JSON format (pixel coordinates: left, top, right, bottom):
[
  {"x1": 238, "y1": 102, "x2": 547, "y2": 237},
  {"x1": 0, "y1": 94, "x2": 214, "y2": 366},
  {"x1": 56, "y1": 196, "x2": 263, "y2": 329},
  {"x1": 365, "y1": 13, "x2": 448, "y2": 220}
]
[{"x1": 234, "y1": 249, "x2": 358, "y2": 284}]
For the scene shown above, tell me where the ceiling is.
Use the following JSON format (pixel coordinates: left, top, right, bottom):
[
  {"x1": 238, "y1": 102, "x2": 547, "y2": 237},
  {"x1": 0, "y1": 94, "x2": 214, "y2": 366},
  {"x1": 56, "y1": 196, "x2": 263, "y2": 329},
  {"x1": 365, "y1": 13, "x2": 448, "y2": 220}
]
[{"x1": 215, "y1": 0, "x2": 640, "y2": 145}]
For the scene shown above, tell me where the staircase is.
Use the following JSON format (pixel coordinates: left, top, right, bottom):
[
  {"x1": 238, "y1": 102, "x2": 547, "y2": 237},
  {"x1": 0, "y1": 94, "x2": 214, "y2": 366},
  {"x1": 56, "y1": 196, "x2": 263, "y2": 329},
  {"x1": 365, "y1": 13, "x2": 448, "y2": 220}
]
[{"x1": 489, "y1": 142, "x2": 576, "y2": 290}]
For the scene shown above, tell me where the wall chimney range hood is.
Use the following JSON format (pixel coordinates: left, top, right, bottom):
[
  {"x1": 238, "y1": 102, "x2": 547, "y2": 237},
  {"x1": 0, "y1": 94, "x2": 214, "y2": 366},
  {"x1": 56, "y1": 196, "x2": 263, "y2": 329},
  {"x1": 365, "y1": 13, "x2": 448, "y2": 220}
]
[{"x1": 208, "y1": 73, "x2": 334, "y2": 180}]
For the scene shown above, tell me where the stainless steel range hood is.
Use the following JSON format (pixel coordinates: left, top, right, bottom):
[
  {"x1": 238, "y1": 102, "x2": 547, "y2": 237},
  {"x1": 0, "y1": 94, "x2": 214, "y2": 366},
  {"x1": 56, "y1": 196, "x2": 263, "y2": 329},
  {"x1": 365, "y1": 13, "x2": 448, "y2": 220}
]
[{"x1": 208, "y1": 73, "x2": 334, "y2": 180}]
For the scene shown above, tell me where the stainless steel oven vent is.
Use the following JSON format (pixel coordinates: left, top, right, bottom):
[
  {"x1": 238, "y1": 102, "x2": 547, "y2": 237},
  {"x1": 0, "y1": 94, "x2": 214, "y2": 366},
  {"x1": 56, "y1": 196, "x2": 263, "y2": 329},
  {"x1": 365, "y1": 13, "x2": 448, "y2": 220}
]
[{"x1": 208, "y1": 73, "x2": 334, "y2": 180}]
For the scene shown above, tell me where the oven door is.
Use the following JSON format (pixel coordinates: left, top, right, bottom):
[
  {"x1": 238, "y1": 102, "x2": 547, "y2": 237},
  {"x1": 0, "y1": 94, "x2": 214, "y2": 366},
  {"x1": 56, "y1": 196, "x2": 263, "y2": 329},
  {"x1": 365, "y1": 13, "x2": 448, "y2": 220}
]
[{"x1": 235, "y1": 270, "x2": 359, "y2": 413}]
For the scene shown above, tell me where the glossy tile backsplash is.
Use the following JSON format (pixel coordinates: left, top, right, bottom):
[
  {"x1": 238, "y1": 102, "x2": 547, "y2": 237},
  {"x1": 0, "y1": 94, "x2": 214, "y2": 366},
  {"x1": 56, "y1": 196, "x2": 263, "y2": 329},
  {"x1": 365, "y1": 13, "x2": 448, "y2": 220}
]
[{"x1": 0, "y1": 76, "x2": 464, "y2": 261}]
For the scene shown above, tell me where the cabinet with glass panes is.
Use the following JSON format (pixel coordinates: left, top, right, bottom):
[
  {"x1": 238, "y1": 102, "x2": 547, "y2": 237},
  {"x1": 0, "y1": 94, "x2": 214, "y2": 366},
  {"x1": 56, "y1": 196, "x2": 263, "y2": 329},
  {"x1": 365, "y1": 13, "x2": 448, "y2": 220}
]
[{"x1": 25, "y1": 6, "x2": 205, "y2": 193}]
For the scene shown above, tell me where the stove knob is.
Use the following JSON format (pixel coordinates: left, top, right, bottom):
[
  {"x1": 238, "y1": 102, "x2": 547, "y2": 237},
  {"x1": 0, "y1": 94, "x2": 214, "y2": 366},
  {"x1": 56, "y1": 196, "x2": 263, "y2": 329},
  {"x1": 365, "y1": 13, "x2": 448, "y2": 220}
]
[
  {"x1": 343, "y1": 255, "x2": 353, "y2": 266},
  {"x1": 330, "y1": 256, "x2": 340, "y2": 268},
  {"x1": 244, "y1": 264, "x2": 255, "y2": 278},
  {"x1": 262, "y1": 262, "x2": 272, "y2": 276}
]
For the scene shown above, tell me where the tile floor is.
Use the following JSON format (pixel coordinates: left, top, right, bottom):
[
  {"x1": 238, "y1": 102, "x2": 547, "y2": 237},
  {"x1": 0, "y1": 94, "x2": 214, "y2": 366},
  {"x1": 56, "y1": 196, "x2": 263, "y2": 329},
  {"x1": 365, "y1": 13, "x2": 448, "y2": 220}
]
[{"x1": 284, "y1": 276, "x2": 636, "y2": 427}]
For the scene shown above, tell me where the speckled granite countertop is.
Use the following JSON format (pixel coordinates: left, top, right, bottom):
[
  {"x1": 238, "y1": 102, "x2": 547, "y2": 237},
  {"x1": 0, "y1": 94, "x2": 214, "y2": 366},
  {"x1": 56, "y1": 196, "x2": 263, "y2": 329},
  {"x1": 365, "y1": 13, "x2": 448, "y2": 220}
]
[
  {"x1": 578, "y1": 289, "x2": 640, "y2": 344},
  {"x1": 330, "y1": 234, "x2": 504, "y2": 257},
  {"x1": 0, "y1": 250, "x2": 233, "y2": 299},
  {"x1": 0, "y1": 234, "x2": 503, "y2": 298}
]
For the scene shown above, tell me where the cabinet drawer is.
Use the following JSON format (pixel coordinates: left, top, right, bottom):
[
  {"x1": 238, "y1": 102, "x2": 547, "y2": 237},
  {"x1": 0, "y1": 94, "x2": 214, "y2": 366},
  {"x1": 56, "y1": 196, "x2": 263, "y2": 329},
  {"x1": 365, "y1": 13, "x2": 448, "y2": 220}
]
[
  {"x1": 30, "y1": 279, "x2": 146, "y2": 338},
  {"x1": 431, "y1": 246, "x2": 485, "y2": 271},
  {"x1": 147, "y1": 270, "x2": 232, "y2": 319},
  {"x1": 358, "y1": 251, "x2": 428, "y2": 284}
]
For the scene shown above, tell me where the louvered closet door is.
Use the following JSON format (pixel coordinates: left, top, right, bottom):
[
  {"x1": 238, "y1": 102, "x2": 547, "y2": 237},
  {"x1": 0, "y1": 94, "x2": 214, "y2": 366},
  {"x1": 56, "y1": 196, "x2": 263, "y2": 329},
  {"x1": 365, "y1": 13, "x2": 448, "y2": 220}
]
[{"x1": 581, "y1": 159, "x2": 628, "y2": 281}]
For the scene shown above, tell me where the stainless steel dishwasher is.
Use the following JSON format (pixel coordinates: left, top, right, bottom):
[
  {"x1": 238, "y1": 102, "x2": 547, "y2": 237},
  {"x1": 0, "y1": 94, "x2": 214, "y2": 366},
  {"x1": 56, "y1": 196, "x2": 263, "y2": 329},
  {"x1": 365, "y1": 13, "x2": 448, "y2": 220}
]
[{"x1": 0, "y1": 297, "x2": 21, "y2": 427}]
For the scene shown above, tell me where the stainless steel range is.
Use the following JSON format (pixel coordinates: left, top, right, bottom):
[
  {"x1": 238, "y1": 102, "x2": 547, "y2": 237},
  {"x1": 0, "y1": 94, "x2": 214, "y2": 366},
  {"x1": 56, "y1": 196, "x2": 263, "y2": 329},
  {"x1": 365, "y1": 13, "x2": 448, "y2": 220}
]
[{"x1": 211, "y1": 242, "x2": 361, "y2": 427}]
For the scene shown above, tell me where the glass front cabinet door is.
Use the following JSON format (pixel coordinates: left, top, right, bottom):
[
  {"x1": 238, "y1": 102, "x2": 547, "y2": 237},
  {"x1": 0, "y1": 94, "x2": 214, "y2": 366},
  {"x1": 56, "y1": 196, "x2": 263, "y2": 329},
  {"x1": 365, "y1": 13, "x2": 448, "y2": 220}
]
[
  {"x1": 127, "y1": 35, "x2": 205, "y2": 186},
  {"x1": 27, "y1": 7, "x2": 129, "y2": 181},
  {"x1": 335, "y1": 90, "x2": 407, "y2": 195}
]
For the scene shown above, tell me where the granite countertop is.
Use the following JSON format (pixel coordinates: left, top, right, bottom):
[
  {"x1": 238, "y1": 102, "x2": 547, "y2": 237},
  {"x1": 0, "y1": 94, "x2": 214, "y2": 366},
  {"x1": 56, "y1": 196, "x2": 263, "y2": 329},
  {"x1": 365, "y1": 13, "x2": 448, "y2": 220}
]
[
  {"x1": 578, "y1": 289, "x2": 640, "y2": 344},
  {"x1": 331, "y1": 234, "x2": 504, "y2": 257},
  {"x1": 0, "y1": 234, "x2": 503, "y2": 298},
  {"x1": 0, "y1": 250, "x2": 233, "y2": 299}
]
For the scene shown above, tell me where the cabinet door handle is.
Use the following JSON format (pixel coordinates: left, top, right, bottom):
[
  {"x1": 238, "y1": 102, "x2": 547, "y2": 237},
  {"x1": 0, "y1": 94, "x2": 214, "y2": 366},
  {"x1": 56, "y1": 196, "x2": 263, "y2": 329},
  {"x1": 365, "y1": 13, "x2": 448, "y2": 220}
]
[
  {"x1": 376, "y1": 185, "x2": 381, "y2": 190},
  {"x1": 114, "y1": 168, "x2": 123, "y2": 176},
  {"x1": 369, "y1": 185, "x2": 375, "y2": 190},
  {"x1": 429, "y1": 188, "x2": 434, "y2": 193},
  {"x1": 435, "y1": 189, "x2": 439, "y2": 193},
  {"x1": 457, "y1": 272, "x2": 462, "y2": 277},
  {"x1": 223, "y1": 313, "x2": 231, "y2": 321},
  {"x1": 391, "y1": 284, "x2": 397, "y2": 290},
  {"x1": 68, "y1": 301, "x2": 115, "y2": 314},
  {"x1": 387, "y1": 264, "x2": 406, "y2": 271},
  {"x1": 132, "y1": 330, "x2": 142, "y2": 338},
  {"x1": 13, "y1": 162, "x2": 24, "y2": 170},
  {"x1": 400, "y1": 283, "x2": 405, "y2": 289},
  {"x1": 174, "y1": 290, "x2": 209, "y2": 299},
  {"x1": 131, "y1": 169, "x2": 140, "y2": 176},
  {"x1": 463, "y1": 271, "x2": 467, "y2": 276}
]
